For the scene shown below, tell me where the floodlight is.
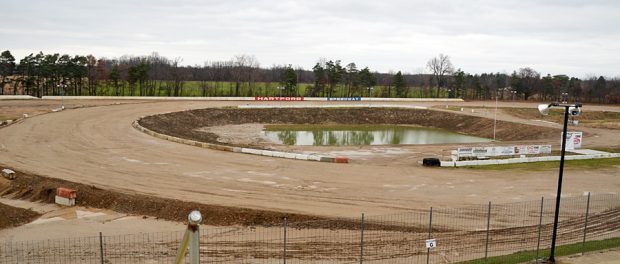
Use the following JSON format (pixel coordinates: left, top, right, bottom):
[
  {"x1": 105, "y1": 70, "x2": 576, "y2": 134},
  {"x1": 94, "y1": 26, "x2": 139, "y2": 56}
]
[
  {"x1": 569, "y1": 106, "x2": 581, "y2": 116},
  {"x1": 538, "y1": 104, "x2": 551, "y2": 115}
]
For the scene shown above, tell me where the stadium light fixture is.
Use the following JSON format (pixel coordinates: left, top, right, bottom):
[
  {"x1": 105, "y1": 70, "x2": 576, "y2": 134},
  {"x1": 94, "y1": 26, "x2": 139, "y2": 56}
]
[{"x1": 538, "y1": 102, "x2": 582, "y2": 263}]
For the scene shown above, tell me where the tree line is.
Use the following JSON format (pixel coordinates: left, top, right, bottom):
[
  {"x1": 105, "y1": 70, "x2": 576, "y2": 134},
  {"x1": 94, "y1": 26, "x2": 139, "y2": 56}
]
[{"x1": 0, "y1": 50, "x2": 618, "y2": 103}]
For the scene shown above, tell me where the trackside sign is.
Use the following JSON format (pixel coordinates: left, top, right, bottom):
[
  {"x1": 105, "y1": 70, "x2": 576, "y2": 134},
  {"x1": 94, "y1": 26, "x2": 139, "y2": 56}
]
[
  {"x1": 562, "y1": 132, "x2": 583, "y2": 150},
  {"x1": 254, "y1": 96, "x2": 304, "y2": 101},
  {"x1": 455, "y1": 145, "x2": 552, "y2": 159},
  {"x1": 327, "y1": 97, "x2": 362, "y2": 101},
  {"x1": 425, "y1": 239, "x2": 436, "y2": 249}
]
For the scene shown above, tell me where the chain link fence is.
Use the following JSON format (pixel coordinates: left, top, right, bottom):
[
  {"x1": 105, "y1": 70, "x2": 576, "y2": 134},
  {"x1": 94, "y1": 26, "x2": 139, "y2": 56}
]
[{"x1": 2, "y1": 193, "x2": 619, "y2": 263}]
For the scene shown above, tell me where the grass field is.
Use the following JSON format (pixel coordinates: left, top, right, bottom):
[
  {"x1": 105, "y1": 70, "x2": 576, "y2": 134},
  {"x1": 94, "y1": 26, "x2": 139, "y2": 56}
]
[
  {"x1": 457, "y1": 157, "x2": 620, "y2": 171},
  {"x1": 0, "y1": 114, "x2": 18, "y2": 121},
  {"x1": 61, "y1": 81, "x2": 438, "y2": 98},
  {"x1": 458, "y1": 237, "x2": 620, "y2": 264}
]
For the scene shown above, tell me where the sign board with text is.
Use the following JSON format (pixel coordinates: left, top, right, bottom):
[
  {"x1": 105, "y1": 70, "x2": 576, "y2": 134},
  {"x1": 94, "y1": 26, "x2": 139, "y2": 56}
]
[
  {"x1": 455, "y1": 145, "x2": 552, "y2": 160},
  {"x1": 254, "y1": 96, "x2": 304, "y2": 101},
  {"x1": 425, "y1": 239, "x2": 436, "y2": 249},
  {"x1": 562, "y1": 132, "x2": 583, "y2": 150}
]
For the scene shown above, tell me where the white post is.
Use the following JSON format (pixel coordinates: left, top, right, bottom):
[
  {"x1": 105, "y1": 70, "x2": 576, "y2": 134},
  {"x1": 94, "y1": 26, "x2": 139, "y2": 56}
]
[
  {"x1": 188, "y1": 211, "x2": 202, "y2": 264},
  {"x1": 493, "y1": 90, "x2": 498, "y2": 141},
  {"x1": 175, "y1": 211, "x2": 202, "y2": 264}
]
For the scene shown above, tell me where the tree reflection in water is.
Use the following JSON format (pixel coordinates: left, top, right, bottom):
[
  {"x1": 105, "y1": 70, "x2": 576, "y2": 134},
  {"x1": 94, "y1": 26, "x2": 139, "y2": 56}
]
[{"x1": 266, "y1": 125, "x2": 491, "y2": 146}]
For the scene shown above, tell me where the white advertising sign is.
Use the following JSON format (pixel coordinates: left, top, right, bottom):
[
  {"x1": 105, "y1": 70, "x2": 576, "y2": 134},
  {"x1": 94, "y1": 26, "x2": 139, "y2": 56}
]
[
  {"x1": 563, "y1": 132, "x2": 583, "y2": 150},
  {"x1": 425, "y1": 239, "x2": 436, "y2": 249},
  {"x1": 456, "y1": 145, "x2": 552, "y2": 159}
]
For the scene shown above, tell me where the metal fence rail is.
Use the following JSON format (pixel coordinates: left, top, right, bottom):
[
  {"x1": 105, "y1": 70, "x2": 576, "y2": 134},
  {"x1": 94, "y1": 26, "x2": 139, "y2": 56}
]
[{"x1": 2, "y1": 193, "x2": 619, "y2": 263}]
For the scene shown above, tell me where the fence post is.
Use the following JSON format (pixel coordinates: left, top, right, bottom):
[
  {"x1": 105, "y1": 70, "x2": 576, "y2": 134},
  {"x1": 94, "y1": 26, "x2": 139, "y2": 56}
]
[
  {"x1": 188, "y1": 211, "x2": 202, "y2": 264},
  {"x1": 176, "y1": 211, "x2": 202, "y2": 264},
  {"x1": 426, "y1": 207, "x2": 433, "y2": 264},
  {"x1": 536, "y1": 197, "x2": 544, "y2": 263},
  {"x1": 284, "y1": 217, "x2": 288, "y2": 264},
  {"x1": 360, "y1": 213, "x2": 365, "y2": 264},
  {"x1": 581, "y1": 192, "x2": 591, "y2": 255},
  {"x1": 99, "y1": 232, "x2": 104, "y2": 264},
  {"x1": 484, "y1": 201, "x2": 491, "y2": 263}
]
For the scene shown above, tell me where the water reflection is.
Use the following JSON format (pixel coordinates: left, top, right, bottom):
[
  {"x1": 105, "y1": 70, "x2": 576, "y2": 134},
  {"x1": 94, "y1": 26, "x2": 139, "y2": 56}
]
[{"x1": 264, "y1": 125, "x2": 491, "y2": 146}]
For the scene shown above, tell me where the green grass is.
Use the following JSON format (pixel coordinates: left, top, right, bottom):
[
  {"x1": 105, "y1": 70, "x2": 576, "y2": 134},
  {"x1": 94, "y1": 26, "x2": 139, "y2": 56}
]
[
  {"x1": 458, "y1": 237, "x2": 620, "y2": 264},
  {"x1": 456, "y1": 157, "x2": 620, "y2": 171},
  {"x1": 57, "y1": 81, "x2": 436, "y2": 98},
  {"x1": 0, "y1": 115, "x2": 17, "y2": 121},
  {"x1": 591, "y1": 147, "x2": 620, "y2": 153},
  {"x1": 440, "y1": 106, "x2": 465, "y2": 111}
]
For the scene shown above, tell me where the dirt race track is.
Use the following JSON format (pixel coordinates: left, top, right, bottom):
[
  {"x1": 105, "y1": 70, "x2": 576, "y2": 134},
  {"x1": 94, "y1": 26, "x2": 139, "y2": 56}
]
[{"x1": 1, "y1": 99, "x2": 620, "y2": 219}]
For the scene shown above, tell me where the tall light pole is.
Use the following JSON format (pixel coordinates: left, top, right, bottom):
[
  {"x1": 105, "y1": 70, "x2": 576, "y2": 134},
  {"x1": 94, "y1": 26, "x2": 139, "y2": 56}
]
[
  {"x1": 493, "y1": 89, "x2": 499, "y2": 141},
  {"x1": 57, "y1": 83, "x2": 66, "y2": 111},
  {"x1": 538, "y1": 102, "x2": 582, "y2": 263}
]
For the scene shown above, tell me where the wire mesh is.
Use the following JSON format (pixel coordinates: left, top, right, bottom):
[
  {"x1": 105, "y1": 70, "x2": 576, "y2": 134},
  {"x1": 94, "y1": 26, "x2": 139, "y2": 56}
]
[{"x1": 1, "y1": 193, "x2": 619, "y2": 263}]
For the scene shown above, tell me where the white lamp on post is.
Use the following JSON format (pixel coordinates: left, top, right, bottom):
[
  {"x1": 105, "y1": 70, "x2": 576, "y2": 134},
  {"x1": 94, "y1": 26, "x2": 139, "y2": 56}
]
[{"x1": 538, "y1": 102, "x2": 582, "y2": 263}]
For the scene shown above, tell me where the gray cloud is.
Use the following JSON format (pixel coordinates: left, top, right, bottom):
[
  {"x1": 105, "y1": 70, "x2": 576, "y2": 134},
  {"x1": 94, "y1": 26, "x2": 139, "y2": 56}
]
[{"x1": 2, "y1": 0, "x2": 619, "y2": 77}]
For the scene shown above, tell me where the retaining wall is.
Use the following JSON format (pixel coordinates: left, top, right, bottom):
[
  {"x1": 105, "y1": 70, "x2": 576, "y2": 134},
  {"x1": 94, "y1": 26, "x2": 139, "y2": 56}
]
[
  {"x1": 131, "y1": 120, "x2": 346, "y2": 163},
  {"x1": 40, "y1": 96, "x2": 463, "y2": 102},
  {"x1": 441, "y1": 153, "x2": 620, "y2": 167}
]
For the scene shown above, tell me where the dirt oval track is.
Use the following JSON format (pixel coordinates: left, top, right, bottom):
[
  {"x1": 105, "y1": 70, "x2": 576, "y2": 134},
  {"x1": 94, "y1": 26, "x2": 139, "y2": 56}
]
[{"x1": 1, "y1": 100, "x2": 619, "y2": 218}]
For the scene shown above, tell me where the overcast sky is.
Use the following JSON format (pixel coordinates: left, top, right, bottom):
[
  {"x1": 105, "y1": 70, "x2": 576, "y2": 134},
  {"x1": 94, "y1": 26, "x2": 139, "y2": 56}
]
[{"x1": 2, "y1": 0, "x2": 619, "y2": 77}]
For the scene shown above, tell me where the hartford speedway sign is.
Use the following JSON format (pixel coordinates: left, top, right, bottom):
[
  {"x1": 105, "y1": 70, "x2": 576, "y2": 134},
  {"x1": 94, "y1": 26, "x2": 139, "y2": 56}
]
[
  {"x1": 254, "y1": 96, "x2": 304, "y2": 101},
  {"x1": 456, "y1": 145, "x2": 552, "y2": 159},
  {"x1": 327, "y1": 97, "x2": 362, "y2": 101}
]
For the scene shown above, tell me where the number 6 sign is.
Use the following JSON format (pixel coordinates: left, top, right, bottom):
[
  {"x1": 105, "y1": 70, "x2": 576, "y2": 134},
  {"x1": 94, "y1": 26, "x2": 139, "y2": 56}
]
[{"x1": 425, "y1": 239, "x2": 436, "y2": 249}]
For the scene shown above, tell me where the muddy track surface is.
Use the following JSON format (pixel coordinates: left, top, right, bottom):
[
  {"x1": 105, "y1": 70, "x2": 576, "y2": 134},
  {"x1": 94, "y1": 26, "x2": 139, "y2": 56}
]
[{"x1": 0, "y1": 100, "x2": 619, "y2": 219}]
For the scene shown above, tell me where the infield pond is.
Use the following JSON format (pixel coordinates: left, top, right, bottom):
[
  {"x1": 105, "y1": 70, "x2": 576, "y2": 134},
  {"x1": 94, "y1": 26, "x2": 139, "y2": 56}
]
[{"x1": 263, "y1": 124, "x2": 492, "y2": 146}]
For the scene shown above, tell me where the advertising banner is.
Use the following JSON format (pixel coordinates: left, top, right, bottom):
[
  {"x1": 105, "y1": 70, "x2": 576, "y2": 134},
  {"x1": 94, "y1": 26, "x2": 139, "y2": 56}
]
[
  {"x1": 456, "y1": 145, "x2": 552, "y2": 159},
  {"x1": 563, "y1": 132, "x2": 583, "y2": 150},
  {"x1": 254, "y1": 96, "x2": 304, "y2": 101},
  {"x1": 327, "y1": 97, "x2": 362, "y2": 101}
]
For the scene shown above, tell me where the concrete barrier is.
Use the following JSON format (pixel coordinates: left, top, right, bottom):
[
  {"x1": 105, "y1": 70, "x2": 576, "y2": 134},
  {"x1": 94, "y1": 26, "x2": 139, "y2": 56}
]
[
  {"x1": 335, "y1": 157, "x2": 349, "y2": 163},
  {"x1": 0, "y1": 95, "x2": 39, "y2": 100},
  {"x1": 55, "y1": 196, "x2": 75, "y2": 206},
  {"x1": 132, "y1": 119, "x2": 348, "y2": 163},
  {"x1": 440, "y1": 161, "x2": 455, "y2": 167},
  {"x1": 238, "y1": 104, "x2": 428, "y2": 110},
  {"x1": 446, "y1": 153, "x2": 620, "y2": 167},
  {"x1": 39, "y1": 95, "x2": 463, "y2": 102},
  {"x1": 295, "y1": 154, "x2": 309, "y2": 160}
]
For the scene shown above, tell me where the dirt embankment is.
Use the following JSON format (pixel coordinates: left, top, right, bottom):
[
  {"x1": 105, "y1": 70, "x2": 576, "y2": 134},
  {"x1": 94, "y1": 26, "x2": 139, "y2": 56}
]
[
  {"x1": 0, "y1": 166, "x2": 429, "y2": 232},
  {"x1": 139, "y1": 108, "x2": 560, "y2": 148},
  {"x1": 0, "y1": 202, "x2": 40, "y2": 229},
  {"x1": 506, "y1": 108, "x2": 620, "y2": 130}
]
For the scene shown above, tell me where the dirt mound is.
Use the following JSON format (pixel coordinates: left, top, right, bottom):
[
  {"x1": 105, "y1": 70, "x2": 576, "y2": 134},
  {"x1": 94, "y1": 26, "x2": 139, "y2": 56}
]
[
  {"x1": 0, "y1": 166, "x2": 430, "y2": 231},
  {"x1": 0, "y1": 202, "x2": 40, "y2": 229},
  {"x1": 139, "y1": 108, "x2": 560, "y2": 148}
]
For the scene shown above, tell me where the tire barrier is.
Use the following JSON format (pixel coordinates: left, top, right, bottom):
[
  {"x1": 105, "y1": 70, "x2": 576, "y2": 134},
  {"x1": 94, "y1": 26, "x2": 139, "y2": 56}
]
[
  {"x1": 422, "y1": 158, "x2": 441, "y2": 167},
  {"x1": 132, "y1": 120, "x2": 348, "y2": 164}
]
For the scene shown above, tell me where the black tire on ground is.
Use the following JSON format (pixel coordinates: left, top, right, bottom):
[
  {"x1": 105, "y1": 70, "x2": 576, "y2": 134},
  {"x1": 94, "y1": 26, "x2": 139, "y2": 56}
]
[{"x1": 422, "y1": 158, "x2": 441, "y2": 167}]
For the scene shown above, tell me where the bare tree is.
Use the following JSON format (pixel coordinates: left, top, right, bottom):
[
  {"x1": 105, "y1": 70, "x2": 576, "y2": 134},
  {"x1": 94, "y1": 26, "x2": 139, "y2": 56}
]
[{"x1": 426, "y1": 53, "x2": 454, "y2": 97}]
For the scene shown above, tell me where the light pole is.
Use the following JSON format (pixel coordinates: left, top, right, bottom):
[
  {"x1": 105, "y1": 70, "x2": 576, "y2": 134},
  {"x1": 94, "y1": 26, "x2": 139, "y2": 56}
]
[
  {"x1": 56, "y1": 83, "x2": 66, "y2": 111},
  {"x1": 493, "y1": 89, "x2": 499, "y2": 141},
  {"x1": 538, "y1": 102, "x2": 582, "y2": 263}
]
